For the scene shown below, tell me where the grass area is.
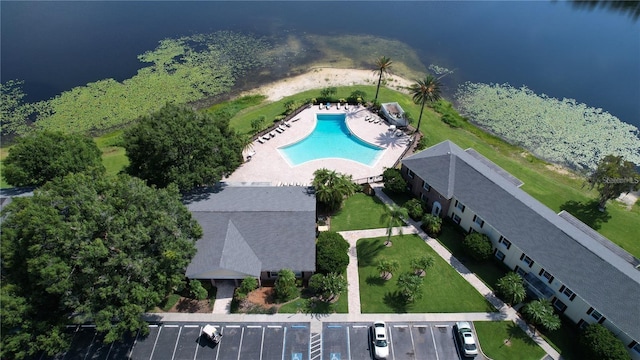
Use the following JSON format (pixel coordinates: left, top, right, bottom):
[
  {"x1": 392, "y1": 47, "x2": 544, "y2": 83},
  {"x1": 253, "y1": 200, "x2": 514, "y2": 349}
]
[
  {"x1": 474, "y1": 321, "x2": 546, "y2": 360},
  {"x1": 357, "y1": 235, "x2": 494, "y2": 313},
  {"x1": 436, "y1": 221, "x2": 509, "y2": 290},
  {"x1": 278, "y1": 289, "x2": 348, "y2": 314},
  {"x1": 535, "y1": 317, "x2": 582, "y2": 360},
  {"x1": 330, "y1": 193, "x2": 388, "y2": 231}
]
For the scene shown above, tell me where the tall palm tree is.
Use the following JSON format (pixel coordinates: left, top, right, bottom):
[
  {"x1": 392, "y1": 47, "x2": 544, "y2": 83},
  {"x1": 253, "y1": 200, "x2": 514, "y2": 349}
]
[
  {"x1": 409, "y1": 74, "x2": 442, "y2": 134},
  {"x1": 372, "y1": 56, "x2": 393, "y2": 103},
  {"x1": 380, "y1": 204, "x2": 408, "y2": 246}
]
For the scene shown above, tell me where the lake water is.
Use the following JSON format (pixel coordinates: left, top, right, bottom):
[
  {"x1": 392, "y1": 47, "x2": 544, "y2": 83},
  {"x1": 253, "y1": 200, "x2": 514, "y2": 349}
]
[{"x1": 1, "y1": 1, "x2": 638, "y2": 128}]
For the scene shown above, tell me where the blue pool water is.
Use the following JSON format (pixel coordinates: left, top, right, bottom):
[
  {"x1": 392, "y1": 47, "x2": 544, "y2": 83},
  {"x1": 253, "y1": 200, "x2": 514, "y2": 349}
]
[{"x1": 279, "y1": 114, "x2": 383, "y2": 166}]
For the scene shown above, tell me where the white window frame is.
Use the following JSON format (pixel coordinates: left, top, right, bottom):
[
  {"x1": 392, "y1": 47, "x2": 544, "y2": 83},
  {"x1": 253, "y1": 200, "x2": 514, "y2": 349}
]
[
  {"x1": 522, "y1": 255, "x2": 534, "y2": 267},
  {"x1": 407, "y1": 169, "x2": 415, "y2": 179},
  {"x1": 562, "y1": 287, "x2": 574, "y2": 299},
  {"x1": 473, "y1": 215, "x2": 485, "y2": 227},
  {"x1": 423, "y1": 181, "x2": 431, "y2": 191},
  {"x1": 591, "y1": 310, "x2": 603, "y2": 321},
  {"x1": 499, "y1": 236, "x2": 512, "y2": 249},
  {"x1": 495, "y1": 250, "x2": 506, "y2": 261},
  {"x1": 420, "y1": 193, "x2": 428, "y2": 202},
  {"x1": 452, "y1": 214, "x2": 461, "y2": 224},
  {"x1": 455, "y1": 200, "x2": 465, "y2": 212},
  {"x1": 632, "y1": 343, "x2": 640, "y2": 354},
  {"x1": 552, "y1": 298, "x2": 567, "y2": 312},
  {"x1": 541, "y1": 270, "x2": 553, "y2": 282}
]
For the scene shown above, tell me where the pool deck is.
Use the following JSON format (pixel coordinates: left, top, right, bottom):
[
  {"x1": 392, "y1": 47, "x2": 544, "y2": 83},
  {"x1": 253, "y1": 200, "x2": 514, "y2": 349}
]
[{"x1": 224, "y1": 104, "x2": 412, "y2": 186}]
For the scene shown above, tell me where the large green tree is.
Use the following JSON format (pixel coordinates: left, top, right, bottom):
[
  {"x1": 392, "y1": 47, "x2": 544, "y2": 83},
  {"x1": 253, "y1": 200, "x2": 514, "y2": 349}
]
[
  {"x1": 396, "y1": 272, "x2": 424, "y2": 302},
  {"x1": 316, "y1": 231, "x2": 350, "y2": 275},
  {"x1": 124, "y1": 103, "x2": 243, "y2": 192},
  {"x1": 372, "y1": 56, "x2": 393, "y2": 103},
  {"x1": 586, "y1": 154, "x2": 640, "y2": 210},
  {"x1": 2, "y1": 131, "x2": 104, "y2": 187},
  {"x1": 579, "y1": 323, "x2": 630, "y2": 360},
  {"x1": 523, "y1": 299, "x2": 561, "y2": 331},
  {"x1": 409, "y1": 74, "x2": 442, "y2": 134},
  {"x1": 462, "y1": 232, "x2": 493, "y2": 261},
  {"x1": 0, "y1": 172, "x2": 202, "y2": 359},
  {"x1": 312, "y1": 168, "x2": 358, "y2": 211}
]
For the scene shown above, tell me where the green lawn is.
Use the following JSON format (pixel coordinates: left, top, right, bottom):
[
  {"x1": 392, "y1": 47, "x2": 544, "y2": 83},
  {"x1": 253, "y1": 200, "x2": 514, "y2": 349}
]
[
  {"x1": 357, "y1": 235, "x2": 494, "y2": 313},
  {"x1": 278, "y1": 289, "x2": 348, "y2": 314},
  {"x1": 330, "y1": 193, "x2": 389, "y2": 231},
  {"x1": 474, "y1": 321, "x2": 546, "y2": 360}
]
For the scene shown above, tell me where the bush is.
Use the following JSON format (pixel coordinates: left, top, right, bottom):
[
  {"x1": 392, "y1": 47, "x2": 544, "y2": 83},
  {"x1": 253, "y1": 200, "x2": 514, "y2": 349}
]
[
  {"x1": 274, "y1": 269, "x2": 298, "y2": 303},
  {"x1": 415, "y1": 136, "x2": 428, "y2": 151},
  {"x1": 495, "y1": 272, "x2": 526, "y2": 305},
  {"x1": 347, "y1": 90, "x2": 367, "y2": 104},
  {"x1": 316, "y1": 231, "x2": 350, "y2": 275},
  {"x1": 580, "y1": 324, "x2": 630, "y2": 360},
  {"x1": 404, "y1": 198, "x2": 425, "y2": 220},
  {"x1": 382, "y1": 168, "x2": 407, "y2": 194},
  {"x1": 189, "y1": 279, "x2": 208, "y2": 301},
  {"x1": 238, "y1": 277, "x2": 258, "y2": 296},
  {"x1": 462, "y1": 232, "x2": 493, "y2": 261},
  {"x1": 421, "y1": 214, "x2": 442, "y2": 235}
]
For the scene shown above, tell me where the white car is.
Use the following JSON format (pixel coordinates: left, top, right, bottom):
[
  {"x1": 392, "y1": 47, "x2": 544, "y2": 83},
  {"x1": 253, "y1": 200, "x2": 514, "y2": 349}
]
[
  {"x1": 372, "y1": 321, "x2": 389, "y2": 359},
  {"x1": 455, "y1": 321, "x2": 479, "y2": 358}
]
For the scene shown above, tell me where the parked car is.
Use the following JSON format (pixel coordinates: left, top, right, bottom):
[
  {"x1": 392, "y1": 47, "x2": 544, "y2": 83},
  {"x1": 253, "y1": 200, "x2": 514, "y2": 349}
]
[
  {"x1": 371, "y1": 321, "x2": 389, "y2": 359},
  {"x1": 202, "y1": 324, "x2": 223, "y2": 344},
  {"x1": 455, "y1": 321, "x2": 478, "y2": 358}
]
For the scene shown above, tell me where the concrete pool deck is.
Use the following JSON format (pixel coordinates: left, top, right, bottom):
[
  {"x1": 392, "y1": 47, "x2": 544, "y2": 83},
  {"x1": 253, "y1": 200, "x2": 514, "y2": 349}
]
[{"x1": 223, "y1": 105, "x2": 412, "y2": 186}]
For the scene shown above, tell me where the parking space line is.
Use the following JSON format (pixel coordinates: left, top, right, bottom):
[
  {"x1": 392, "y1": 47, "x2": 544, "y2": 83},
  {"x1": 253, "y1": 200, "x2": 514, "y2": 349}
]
[
  {"x1": 412, "y1": 325, "x2": 428, "y2": 328},
  {"x1": 81, "y1": 324, "x2": 96, "y2": 328},
  {"x1": 392, "y1": 325, "x2": 408, "y2": 328},
  {"x1": 388, "y1": 326, "x2": 395, "y2": 360},
  {"x1": 226, "y1": 325, "x2": 241, "y2": 328},
  {"x1": 409, "y1": 323, "x2": 416, "y2": 360},
  {"x1": 170, "y1": 326, "x2": 182, "y2": 360},
  {"x1": 259, "y1": 326, "x2": 266, "y2": 360},
  {"x1": 327, "y1": 325, "x2": 342, "y2": 328},
  {"x1": 247, "y1": 325, "x2": 262, "y2": 328},
  {"x1": 352, "y1": 325, "x2": 367, "y2": 328},
  {"x1": 268, "y1": 325, "x2": 282, "y2": 328},
  {"x1": 184, "y1": 325, "x2": 199, "y2": 328},
  {"x1": 82, "y1": 330, "x2": 98, "y2": 360},
  {"x1": 429, "y1": 326, "x2": 439, "y2": 360},
  {"x1": 193, "y1": 326, "x2": 202, "y2": 360},
  {"x1": 281, "y1": 327, "x2": 287, "y2": 360},
  {"x1": 237, "y1": 327, "x2": 245, "y2": 360},
  {"x1": 346, "y1": 326, "x2": 351, "y2": 360},
  {"x1": 148, "y1": 326, "x2": 162, "y2": 359},
  {"x1": 216, "y1": 329, "x2": 222, "y2": 359}
]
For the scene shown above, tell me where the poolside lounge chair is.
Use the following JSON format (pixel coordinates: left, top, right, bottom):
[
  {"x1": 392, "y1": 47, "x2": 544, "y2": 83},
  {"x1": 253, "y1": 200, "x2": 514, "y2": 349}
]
[
  {"x1": 326, "y1": 102, "x2": 330, "y2": 110},
  {"x1": 374, "y1": 119, "x2": 381, "y2": 124},
  {"x1": 276, "y1": 127, "x2": 284, "y2": 133},
  {"x1": 257, "y1": 138, "x2": 265, "y2": 144},
  {"x1": 262, "y1": 135, "x2": 270, "y2": 141},
  {"x1": 284, "y1": 121, "x2": 292, "y2": 127},
  {"x1": 344, "y1": 103, "x2": 349, "y2": 111},
  {"x1": 365, "y1": 116, "x2": 371, "y2": 121},
  {"x1": 270, "y1": 131, "x2": 276, "y2": 137},
  {"x1": 279, "y1": 125, "x2": 287, "y2": 131}
]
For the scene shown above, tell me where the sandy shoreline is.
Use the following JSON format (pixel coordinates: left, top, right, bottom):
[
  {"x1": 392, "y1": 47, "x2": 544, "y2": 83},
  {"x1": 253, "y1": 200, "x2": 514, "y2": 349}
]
[{"x1": 239, "y1": 67, "x2": 414, "y2": 102}]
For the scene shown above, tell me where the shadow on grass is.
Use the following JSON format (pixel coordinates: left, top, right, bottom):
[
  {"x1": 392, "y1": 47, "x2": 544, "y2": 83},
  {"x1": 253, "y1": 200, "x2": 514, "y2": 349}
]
[
  {"x1": 383, "y1": 290, "x2": 409, "y2": 313},
  {"x1": 560, "y1": 199, "x2": 611, "y2": 230},
  {"x1": 365, "y1": 275, "x2": 386, "y2": 286},
  {"x1": 356, "y1": 239, "x2": 386, "y2": 267},
  {"x1": 506, "y1": 323, "x2": 538, "y2": 347}
]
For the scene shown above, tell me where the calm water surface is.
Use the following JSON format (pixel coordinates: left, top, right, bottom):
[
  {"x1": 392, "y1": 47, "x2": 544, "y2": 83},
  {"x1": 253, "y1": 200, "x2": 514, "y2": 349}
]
[{"x1": 1, "y1": 1, "x2": 638, "y2": 127}]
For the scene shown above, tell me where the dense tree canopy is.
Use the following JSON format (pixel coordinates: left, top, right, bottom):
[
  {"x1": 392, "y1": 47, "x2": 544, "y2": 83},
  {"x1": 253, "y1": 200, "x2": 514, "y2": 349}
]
[
  {"x1": 316, "y1": 231, "x2": 350, "y2": 275},
  {"x1": 124, "y1": 103, "x2": 244, "y2": 191},
  {"x1": 312, "y1": 168, "x2": 359, "y2": 211},
  {"x1": 579, "y1": 323, "x2": 630, "y2": 360},
  {"x1": 382, "y1": 167, "x2": 407, "y2": 194},
  {"x1": 0, "y1": 172, "x2": 202, "y2": 359},
  {"x1": 462, "y1": 232, "x2": 493, "y2": 261},
  {"x1": 586, "y1": 154, "x2": 640, "y2": 210},
  {"x1": 2, "y1": 131, "x2": 104, "y2": 187}
]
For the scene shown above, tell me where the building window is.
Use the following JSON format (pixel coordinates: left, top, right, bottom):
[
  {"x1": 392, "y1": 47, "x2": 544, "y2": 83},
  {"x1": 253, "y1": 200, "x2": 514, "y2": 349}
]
[
  {"x1": 420, "y1": 193, "x2": 428, "y2": 202},
  {"x1": 577, "y1": 319, "x2": 588, "y2": 330},
  {"x1": 538, "y1": 269, "x2": 555, "y2": 284},
  {"x1": 407, "y1": 169, "x2": 415, "y2": 179},
  {"x1": 294, "y1": 271, "x2": 302, "y2": 278},
  {"x1": 472, "y1": 215, "x2": 485, "y2": 228},
  {"x1": 423, "y1": 181, "x2": 431, "y2": 191},
  {"x1": 630, "y1": 342, "x2": 640, "y2": 354},
  {"x1": 499, "y1": 236, "x2": 512, "y2": 249},
  {"x1": 520, "y1": 253, "x2": 534, "y2": 268},
  {"x1": 267, "y1": 271, "x2": 278, "y2": 278},
  {"x1": 552, "y1": 298, "x2": 567, "y2": 313},
  {"x1": 588, "y1": 308, "x2": 603, "y2": 321},
  {"x1": 515, "y1": 266, "x2": 527, "y2": 277},
  {"x1": 495, "y1": 250, "x2": 506, "y2": 261},
  {"x1": 454, "y1": 200, "x2": 466, "y2": 212},
  {"x1": 559, "y1": 285, "x2": 576, "y2": 301},
  {"x1": 452, "y1": 214, "x2": 461, "y2": 224}
]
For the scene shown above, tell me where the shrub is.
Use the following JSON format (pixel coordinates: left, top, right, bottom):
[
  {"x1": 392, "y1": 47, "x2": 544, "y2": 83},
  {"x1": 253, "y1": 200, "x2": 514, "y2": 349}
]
[
  {"x1": 421, "y1": 214, "x2": 442, "y2": 235},
  {"x1": 347, "y1": 90, "x2": 367, "y2": 104},
  {"x1": 523, "y1": 299, "x2": 561, "y2": 331},
  {"x1": 238, "y1": 277, "x2": 258, "y2": 296},
  {"x1": 316, "y1": 231, "x2": 350, "y2": 275},
  {"x1": 415, "y1": 136, "x2": 428, "y2": 151},
  {"x1": 495, "y1": 272, "x2": 526, "y2": 305},
  {"x1": 404, "y1": 198, "x2": 425, "y2": 220},
  {"x1": 274, "y1": 269, "x2": 298, "y2": 303},
  {"x1": 189, "y1": 279, "x2": 208, "y2": 301},
  {"x1": 462, "y1": 232, "x2": 493, "y2": 261},
  {"x1": 579, "y1": 323, "x2": 630, "y2": 360},
  {"x1": 382, "y1": 168, "x2": 407, "y2": 194}
]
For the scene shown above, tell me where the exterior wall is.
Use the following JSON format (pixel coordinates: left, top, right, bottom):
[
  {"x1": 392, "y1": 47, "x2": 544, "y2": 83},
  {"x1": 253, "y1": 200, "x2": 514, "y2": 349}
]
[{"x1": 400, "y1": 165, "x2": 452, "y2": 217}]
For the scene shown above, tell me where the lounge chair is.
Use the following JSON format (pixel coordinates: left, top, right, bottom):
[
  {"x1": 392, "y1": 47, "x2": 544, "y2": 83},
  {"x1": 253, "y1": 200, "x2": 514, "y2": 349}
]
[
  {"x1": 374, "y1": 119, "x2": 381, "y2": 124},
  {"x1": 284, "y1": 121, "x2": 292, "y2": 127},
  {"x1": 344, "y1": 103, "x2": 349, "y2": 111},
  {"x1": 270, "y1": 131, "x2": 276, "y2": 137},
  {"x1": 365, "y1": 116, "x2": 371, "y2": 121},
  {"x1": 326, "y1": 102, "x2": 330, "y2": 110},
  {"x1": 262, "y1": 135, "x2": 270, "y2": 141},
  {"x1": 276, "y1": 127, "x2": 284, "y2": 133},
  {"x1": 279, "y1": 125, "x2": 287, "y2": 131},
  {"x1": 257, "y1": 138, "x2": 265, "y2": 144}
]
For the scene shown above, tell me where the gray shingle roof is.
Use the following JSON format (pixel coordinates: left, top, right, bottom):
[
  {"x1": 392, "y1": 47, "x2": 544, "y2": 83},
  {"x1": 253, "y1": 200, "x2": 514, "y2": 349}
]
[
  {"x1": 403, "y1": 140, "x2": 640, "y2": 341},
  {"x1": 185, "y1": 186, "x2": 316, "y2": 279}
]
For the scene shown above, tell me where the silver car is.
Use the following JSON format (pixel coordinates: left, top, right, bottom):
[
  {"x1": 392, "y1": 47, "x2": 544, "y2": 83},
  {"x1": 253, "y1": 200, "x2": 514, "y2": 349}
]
[
  {"x1": 455, "y1": 321, "x2": 479, "y2": 358},
  {"x1": 372, "y1": 321, "x2": 389, "y2": 359}
]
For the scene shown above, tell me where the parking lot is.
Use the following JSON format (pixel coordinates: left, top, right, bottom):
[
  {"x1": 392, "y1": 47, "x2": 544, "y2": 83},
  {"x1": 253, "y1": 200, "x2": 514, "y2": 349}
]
[{"x1": 44, "y1": 321, "x2": 485, "y2": 360}]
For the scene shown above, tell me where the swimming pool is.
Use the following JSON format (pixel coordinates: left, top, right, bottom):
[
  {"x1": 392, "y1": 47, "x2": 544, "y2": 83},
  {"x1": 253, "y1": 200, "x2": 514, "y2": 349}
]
[{"x1": 279, "y1": 114, "x2": 384, "y2": 166}]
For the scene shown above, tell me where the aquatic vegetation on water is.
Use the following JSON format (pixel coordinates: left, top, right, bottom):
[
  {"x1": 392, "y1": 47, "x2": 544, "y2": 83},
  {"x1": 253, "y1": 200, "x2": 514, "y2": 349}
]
[{"x1": 455, "y1": 82, "x2": 640, "y2": 171}]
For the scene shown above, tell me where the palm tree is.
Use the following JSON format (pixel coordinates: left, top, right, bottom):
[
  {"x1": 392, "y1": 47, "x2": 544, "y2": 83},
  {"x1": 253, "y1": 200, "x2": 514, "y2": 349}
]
[
  {"x1": 496, "y1": 272, "x2": 526, "y2": 305},
  {"x1": 377, "y1": 259, "x2": 400, "y2": 280},
  {"x1": 409, "y1": 74, "x2": 442, "y2": 134},
  {"x1": 421, "y1": 213, "x2": 442, "y2": 235},
  {"x1": 410, "y1": 255, "x2": 435, "y2": 277},
  {"x1": 523, "y1": 299, "x2": 561, "y2": 331},
  {"x1": 372, "y1": 56, "x2": 393, "y2": 104},
  {"x1": 397, "y1": 273, "x2": 424, "y2": 302},
  {"x1": 312, "y1": 168, "x2": 358, "y2": 211},
  {"x1": 380, "y1": 204, "x2": 408, "y2": 246}
]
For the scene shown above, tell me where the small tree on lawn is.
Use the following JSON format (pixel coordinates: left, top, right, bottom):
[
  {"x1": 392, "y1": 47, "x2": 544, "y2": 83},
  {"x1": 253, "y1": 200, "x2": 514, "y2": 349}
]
[
  {"x1": 380, "y1": 204, "x2": 408, "y2": 246},
  {"x1": 377, "y1": 259, "x2": 400, "y2": 280},
  {"x1": 462, "y1": 232, "x2": 493, "y2": 261},
  {"x1": 189, "y1": 280, "x2": 208, "y2": 301},
  {"x1": 397, "y1": 273, "x2": 424, "y2": 303},
  {"x1": 410, "y1": 255, "x2": 435, "y2": 277},
  {"x1": 496, "y1": 272, "x2": 526, "y2": 305},
  {"x1": 274, "y1": 269, "x2": 298, "y2": 303},
  {"x1": 311, "y1": 273, "x2": 348, "y2": 302},
  {"x1": 585, "y1": 154, "x2": 640, "y2": 211},
  {"x1": 404, "y1": 199, "x2": 425, "y2": 220},
  {"x1": 382, "y1": 168, "x2": 407, "y2": 194},
  {"x1": 523, "y1": 299, "x2": 561, "y2": 331},
  {"x1": 579, "y1": 323, "x2": 630, "y2": 360},
  {"x1": 421, "y1": 214, "x2": 442, "y2": 235}
]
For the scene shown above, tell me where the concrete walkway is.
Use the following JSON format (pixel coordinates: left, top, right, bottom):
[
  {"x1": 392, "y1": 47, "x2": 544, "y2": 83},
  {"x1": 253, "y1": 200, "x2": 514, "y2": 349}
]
[{"x1": 211, "y1": 280, "x2": 235, "y2": 314}]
